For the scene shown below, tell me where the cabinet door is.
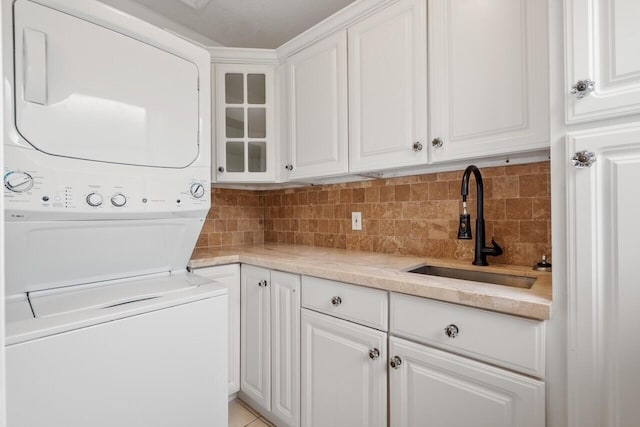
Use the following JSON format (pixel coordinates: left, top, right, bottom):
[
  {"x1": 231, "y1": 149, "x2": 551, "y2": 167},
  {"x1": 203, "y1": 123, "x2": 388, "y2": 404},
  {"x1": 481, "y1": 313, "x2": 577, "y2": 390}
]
[
  {"x1": 348, "y1": 0, "x2": 428, "y2": 172},
  {"x1": 215, "y1": 64, "x2": 275, "y2": 182},
  {"x1": 566, "y1": 0, "x2": 640, "y2": 122},
  {"x1": 301, "y1": 309, "x2": 387, "y2": 427},
  {"x1": 285, "y1": 31, "x2": 348, "y2": 180},
  {"x1": 566, "y1": 125, "x2": 640, "y2": 427},
  {"x1": 428, "y1": 0, "x2": 549, "y2": 162},
  {"x1": 270, "y1": 271, "x2": 301, "y2": 427},
  {"x1": 389, "y1": 337, "x2": 545, "y2": 427},
  {"x1": 195, "y1": 264, "x2": 241, "y2": 395},
  {"x1": 240, "y1": 265, "x2": 271, "y2": 410}
]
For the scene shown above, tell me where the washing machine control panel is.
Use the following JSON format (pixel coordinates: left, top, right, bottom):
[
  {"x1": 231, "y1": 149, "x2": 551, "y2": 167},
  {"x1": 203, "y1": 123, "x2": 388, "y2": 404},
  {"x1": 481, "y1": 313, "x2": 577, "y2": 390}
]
[{"x1": 3, "y1": 153, "x2": 210, "y2": 218}]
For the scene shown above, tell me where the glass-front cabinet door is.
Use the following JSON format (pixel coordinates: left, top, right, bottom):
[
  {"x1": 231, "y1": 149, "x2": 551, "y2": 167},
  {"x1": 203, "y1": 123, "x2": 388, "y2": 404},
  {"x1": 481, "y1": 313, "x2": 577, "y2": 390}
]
[{"x1": 215, "y1": 64, "x2": 275, "y2": 182}]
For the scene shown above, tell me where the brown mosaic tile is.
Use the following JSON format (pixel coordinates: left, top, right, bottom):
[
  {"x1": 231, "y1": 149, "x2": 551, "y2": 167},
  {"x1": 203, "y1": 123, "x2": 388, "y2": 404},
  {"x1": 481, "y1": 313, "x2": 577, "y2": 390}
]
[
  {"x1": 395, "y1": 184, "x2": 411, "y2": 201},
  {"x1": 194, "y1": 162, "x2": 552, "y2": 267},
  {"x1": 519, "y1": 174, "x2": 550, "y2": 198}
]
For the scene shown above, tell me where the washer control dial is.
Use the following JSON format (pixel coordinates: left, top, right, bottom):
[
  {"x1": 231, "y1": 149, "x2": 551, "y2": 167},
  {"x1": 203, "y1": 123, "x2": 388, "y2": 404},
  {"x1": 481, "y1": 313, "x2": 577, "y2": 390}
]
[
  {"x1": 111, "y1": 193, "x2": 127, "y2": 207},
  {"x1": 4, "y1": 171, "x2": 34, "y2": 193},
  {"x1": 86, "y1": 192, "x2": 103, "y2": 207},
  {"x1": 190, "y1": 182, "x2": 205, "y2": 198}
]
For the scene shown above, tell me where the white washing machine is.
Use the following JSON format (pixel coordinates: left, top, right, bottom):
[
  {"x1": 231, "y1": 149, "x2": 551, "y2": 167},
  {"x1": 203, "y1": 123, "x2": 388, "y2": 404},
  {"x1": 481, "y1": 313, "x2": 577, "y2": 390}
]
[{"x1": 2, "y1": 0, "x2": 226, "y2": 426}]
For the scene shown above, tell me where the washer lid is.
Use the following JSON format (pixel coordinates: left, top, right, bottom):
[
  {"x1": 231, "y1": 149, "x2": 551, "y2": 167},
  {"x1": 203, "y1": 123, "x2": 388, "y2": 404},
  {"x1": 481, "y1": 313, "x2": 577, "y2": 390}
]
[
  {"x1": 29, "y1": 273, "x2": 213, "y2": 318},
  {"x1": 13, "y1": 0, "x2": 200, "y2": 168}
]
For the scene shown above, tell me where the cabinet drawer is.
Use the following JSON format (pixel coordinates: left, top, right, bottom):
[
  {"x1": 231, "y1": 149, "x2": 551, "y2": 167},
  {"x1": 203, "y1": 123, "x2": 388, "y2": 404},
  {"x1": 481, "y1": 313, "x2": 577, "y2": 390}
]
[
  {"x1": 390, "y1": 293, "x2": 545, "y2": 378},
  {"x1": 302, "y1": 276, "x2": 388, "y2": 331}
]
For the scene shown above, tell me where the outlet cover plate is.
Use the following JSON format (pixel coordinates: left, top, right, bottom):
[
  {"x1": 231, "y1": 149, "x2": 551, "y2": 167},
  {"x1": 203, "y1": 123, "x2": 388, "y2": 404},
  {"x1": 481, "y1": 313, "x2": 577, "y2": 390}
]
[{"x1": 352, "y1": 212, "x2": 362, "y2": 231}]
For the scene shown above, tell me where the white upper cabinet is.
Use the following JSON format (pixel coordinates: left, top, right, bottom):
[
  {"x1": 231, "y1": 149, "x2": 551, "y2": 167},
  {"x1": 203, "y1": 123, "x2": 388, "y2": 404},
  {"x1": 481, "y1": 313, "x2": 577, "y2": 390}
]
[
  {"x1": 348, "y1": 0, "x2": 428, "y2": 173},
  {"x1": 215, "y1": 64, "x2": 276, "y2": 182},
  {"x1": 428, "y1": 0, "x2": 549, "y2": 163},
  {"x1": 284, "y1": 31, "x2": 349, "y2": 180},
  {"x1": 566, "y1": 0, "x2": 640, "y2": 123}
]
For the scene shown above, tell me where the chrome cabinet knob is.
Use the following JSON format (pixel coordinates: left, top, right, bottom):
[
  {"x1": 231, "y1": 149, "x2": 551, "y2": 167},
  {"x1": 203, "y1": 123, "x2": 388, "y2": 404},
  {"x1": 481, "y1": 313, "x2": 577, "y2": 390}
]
[
  {"x1": 572, "y1": 150, "x2": 596, "y2": 168},
  {"x1": 330, "y1": 296, "x2": 342, "y2": 306},
  {"x1": 258, "y1": 280, "x2": 268, "y2": 287},
  {"x1": 571, "y1": 79, "x2": 595, "y2": 98},
  {"x1": 389, "y1": 356, "x2": 402, "y2": 369},
  {"x1": 412, "y1": 141, "x2": 423, "y2": 152},
  {"x1": 218, "y1": 166, "x2": 225, "y2": 173},
  {"x1": 444, "y1": 324, "x2": 459, "y2": 338},
  {"x1": 369, "y1": 348, "x2": 380, "y2": 360},
  {"x1": 285, "y1": 164, "x2": 294, "y2": 171},
  {"x1": 432, "y1": 137, "x2": 443, "y2": 148}
]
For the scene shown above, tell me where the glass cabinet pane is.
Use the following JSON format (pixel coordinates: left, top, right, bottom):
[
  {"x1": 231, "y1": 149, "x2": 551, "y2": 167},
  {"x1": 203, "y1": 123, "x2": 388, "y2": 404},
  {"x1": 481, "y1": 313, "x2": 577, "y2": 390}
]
[
  {"x1": 247, "y1": 74, "x2": 266, "y2": 104},
  {"x1": 225, "y1": 73, "x2": 244, "y2": 104},
  {"x1": 226, "y1": 141, "x2": 245, "y2": 172},
  {"x1": 248, "y1": 108, "x2": 266, "y2": 138},
  {"x1": 226, "y1": 108, "x2": 244, "y2": 138},
  {"x1": 248, "y1": 142, "x2": 267, "y2": 172}
]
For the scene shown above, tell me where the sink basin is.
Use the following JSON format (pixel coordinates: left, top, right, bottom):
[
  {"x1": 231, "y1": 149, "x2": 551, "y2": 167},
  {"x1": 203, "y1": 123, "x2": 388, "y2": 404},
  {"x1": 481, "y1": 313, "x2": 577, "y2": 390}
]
[{"x1": 407, "y1": 265, "x2": 536, "y2": 289}]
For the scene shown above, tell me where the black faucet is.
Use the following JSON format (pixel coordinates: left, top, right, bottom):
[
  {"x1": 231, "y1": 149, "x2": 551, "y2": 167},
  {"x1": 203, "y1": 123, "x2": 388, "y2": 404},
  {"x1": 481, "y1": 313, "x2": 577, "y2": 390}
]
[{"x1": 458, "y1": 165, "x2": 503, "y2": 266}]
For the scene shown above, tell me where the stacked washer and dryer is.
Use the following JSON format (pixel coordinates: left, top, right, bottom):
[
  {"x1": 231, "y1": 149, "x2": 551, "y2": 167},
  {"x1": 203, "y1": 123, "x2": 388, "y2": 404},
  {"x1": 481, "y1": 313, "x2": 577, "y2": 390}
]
[{"x1": 2, "y1": 0, "x2": 227, "y2": 426}]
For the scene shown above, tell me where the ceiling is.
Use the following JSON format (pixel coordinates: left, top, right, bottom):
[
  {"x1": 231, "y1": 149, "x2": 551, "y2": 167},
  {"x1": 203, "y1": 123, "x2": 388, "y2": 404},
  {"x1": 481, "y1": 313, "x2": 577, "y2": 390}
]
[{"x1": 112, "y1": 0, "x2": 357, "y2": 49}]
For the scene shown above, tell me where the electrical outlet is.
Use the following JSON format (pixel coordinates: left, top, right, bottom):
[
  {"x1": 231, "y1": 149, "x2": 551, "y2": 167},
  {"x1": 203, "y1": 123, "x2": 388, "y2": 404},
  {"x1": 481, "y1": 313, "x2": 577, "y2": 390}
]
[{"x1": 352, "y1": 212, "x2": 362, "y2": 231}]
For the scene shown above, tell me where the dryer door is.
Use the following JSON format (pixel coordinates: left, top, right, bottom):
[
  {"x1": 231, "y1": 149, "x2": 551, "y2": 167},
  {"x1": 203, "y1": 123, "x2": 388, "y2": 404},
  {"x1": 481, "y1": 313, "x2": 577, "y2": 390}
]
[{"x1": 13, "y1": 0, "x2": 200, "y2": 168}]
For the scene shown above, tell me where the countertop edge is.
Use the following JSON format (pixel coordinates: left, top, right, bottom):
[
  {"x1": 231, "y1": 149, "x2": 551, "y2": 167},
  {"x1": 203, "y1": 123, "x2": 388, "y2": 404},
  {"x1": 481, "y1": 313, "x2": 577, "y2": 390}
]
[{"x1": 189, "y1": 245, "x2": 552, "y2": 321}]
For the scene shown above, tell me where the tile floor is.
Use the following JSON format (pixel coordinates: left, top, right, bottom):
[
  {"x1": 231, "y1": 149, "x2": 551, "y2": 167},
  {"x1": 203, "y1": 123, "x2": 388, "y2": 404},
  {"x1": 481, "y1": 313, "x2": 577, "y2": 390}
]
[{"x1": 229, "y1": 399, "x2": 275, "y2": 427}]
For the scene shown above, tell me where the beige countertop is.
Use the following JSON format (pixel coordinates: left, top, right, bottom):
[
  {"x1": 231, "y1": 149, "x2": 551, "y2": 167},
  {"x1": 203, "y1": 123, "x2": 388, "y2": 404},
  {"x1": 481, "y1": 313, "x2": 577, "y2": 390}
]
[{"x1": 189, "y1": 243, "x2": 552, "y2": 320}]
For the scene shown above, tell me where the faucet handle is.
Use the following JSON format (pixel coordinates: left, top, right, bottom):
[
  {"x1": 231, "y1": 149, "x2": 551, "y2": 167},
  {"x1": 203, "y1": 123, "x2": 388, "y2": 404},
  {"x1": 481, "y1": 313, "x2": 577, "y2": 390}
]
[{"x1": 489, "y1": 238, "x2": 503, "y2": 257}]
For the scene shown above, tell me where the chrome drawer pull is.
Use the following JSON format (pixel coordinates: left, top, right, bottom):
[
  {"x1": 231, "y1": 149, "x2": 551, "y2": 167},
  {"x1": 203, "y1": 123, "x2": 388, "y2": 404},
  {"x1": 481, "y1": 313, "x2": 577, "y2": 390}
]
[
  {"x1": 444, "y1": 324, "x2": 459, "y2": 338},
  {"x1": 331, "y1": 296, "x2": 342, "y2": 306}
]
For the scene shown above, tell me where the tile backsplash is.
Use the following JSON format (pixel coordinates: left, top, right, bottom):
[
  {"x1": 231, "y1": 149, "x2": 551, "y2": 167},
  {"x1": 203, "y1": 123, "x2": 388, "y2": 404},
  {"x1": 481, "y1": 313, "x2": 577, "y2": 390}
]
[
  {"x1": 194, "y1": 161, "x2": 551, "y2": 267},
  {"x1": 194, "y1": 188, "x2": 265, "y2": 251}
]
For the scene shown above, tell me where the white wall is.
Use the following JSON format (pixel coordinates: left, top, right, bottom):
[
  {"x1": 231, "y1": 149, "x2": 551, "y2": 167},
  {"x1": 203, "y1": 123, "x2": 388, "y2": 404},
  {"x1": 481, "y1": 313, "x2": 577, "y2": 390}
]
[{"x1": 0, "y1": 0, "x2": 6, "y2": 422}]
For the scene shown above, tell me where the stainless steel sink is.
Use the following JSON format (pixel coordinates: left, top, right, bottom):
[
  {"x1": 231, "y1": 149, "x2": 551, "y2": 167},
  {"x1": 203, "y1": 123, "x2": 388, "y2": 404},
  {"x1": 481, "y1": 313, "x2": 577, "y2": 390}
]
[{"x1": 407, "y1": 265, "x2": 536, "y2": 289}]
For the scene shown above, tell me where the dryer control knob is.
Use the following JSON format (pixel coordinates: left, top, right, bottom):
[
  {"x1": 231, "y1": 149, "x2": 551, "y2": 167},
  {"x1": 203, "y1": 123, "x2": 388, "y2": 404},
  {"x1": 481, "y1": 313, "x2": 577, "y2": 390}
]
[
  {"x1": 86, "y1": 192, "x2": 103, "y2": 207},
  {"x1": 3, "y1": 171, "x2": 34, "y2": 193},
  {"x1": 111, "y1": 193, "x2": 127, "y2": 207},
  {"x1": 190, "y1": 182, "x2": 205, "y2": 198}
]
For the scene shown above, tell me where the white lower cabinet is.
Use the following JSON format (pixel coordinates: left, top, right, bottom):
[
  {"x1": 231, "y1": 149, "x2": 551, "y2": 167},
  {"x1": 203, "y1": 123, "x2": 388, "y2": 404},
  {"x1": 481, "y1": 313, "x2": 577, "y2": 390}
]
[
  {"x1": 240, "y1": 265, "x2": 300, "y2": 427},
  {"x1": 301, "y1": 308, "x2": 387, "y2": 427},
  {"x1": 237, "y1": 270, "x2": 547, "y2": 427},
  {"x1": 566, "y1": 124, "x2": 640, "y2": 427},
  {"x1": 193, "y1": 264, "x2": 241, "y2": 396},
  {"x1": 389, "y1": 336, "x2": 545, "y2": 427}
]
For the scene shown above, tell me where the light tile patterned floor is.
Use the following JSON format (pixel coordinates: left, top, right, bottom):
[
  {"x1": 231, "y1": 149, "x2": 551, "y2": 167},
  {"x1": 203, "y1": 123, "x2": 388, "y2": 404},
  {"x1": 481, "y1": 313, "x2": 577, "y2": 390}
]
[{"x1": 229, "y1": 399, "x2": 275, "y2": 427}]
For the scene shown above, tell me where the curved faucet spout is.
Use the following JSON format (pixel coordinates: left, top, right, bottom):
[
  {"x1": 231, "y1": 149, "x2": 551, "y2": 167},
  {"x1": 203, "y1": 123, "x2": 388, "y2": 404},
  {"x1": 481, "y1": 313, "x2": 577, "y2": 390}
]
[{"x1": 459, "y1": 165, "x2": 502, "y2": 266}]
